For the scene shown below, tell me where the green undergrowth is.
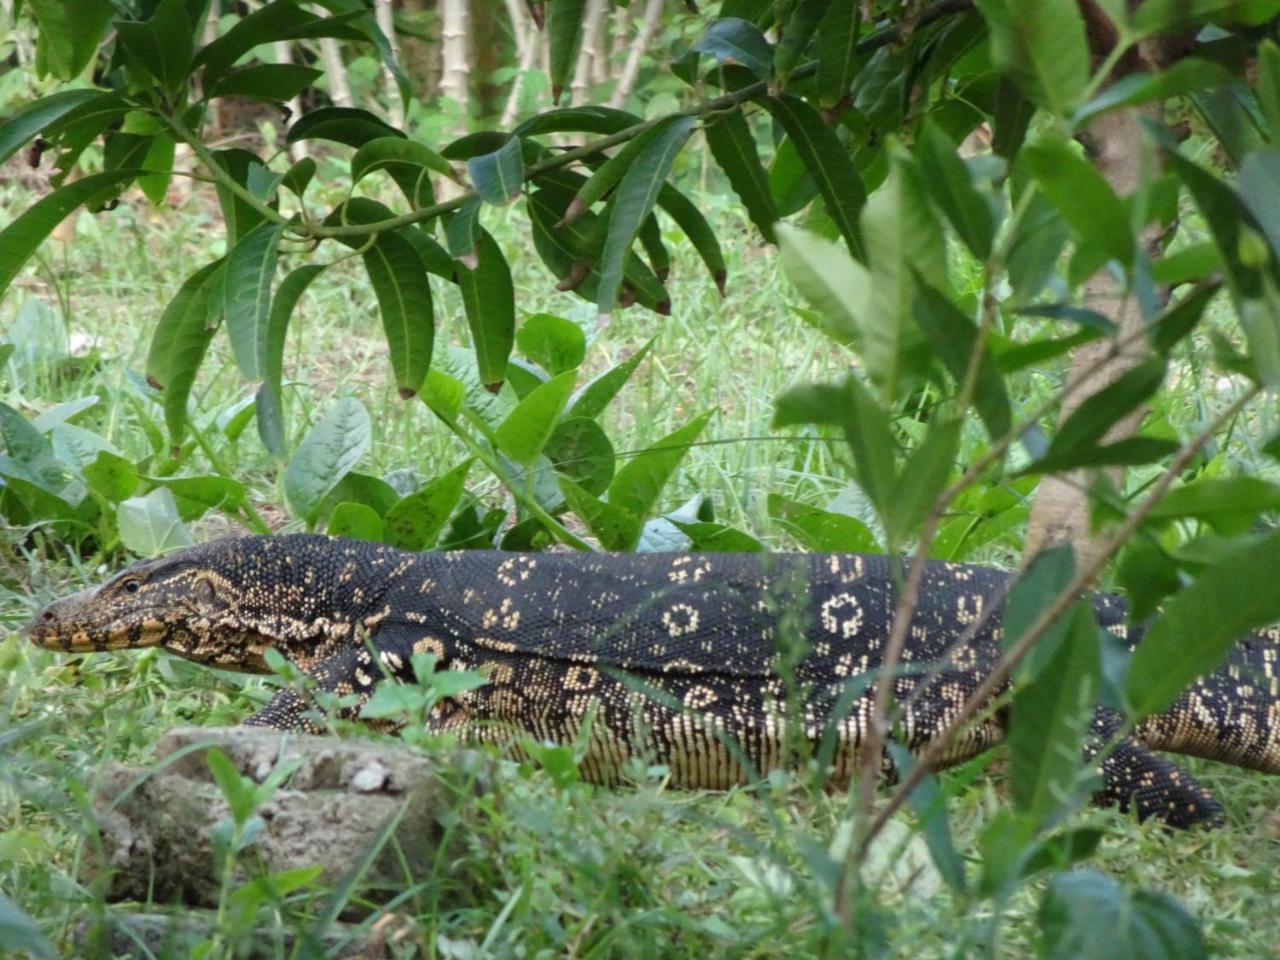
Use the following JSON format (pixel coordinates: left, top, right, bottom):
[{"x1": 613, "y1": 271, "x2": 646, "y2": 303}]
[{"x1": 1, "y1": 182, "x2": 1279, "y2": 957}]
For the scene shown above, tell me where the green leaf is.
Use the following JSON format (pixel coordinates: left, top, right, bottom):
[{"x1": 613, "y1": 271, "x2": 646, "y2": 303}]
[
  {"x1": 1073, "y1": 59, "x2": 1235, "y2": 128},
  {"x1": 362, "y1": 231, "x2": 435, "y2": 398},
  {"x1": 456, "y1": 229, "x2": 514, "y2": 389},
  {"x1": 1009, "y1": 604, "x2": 1099, "y2": 825},
  {"x1": 1039, "y1": 869, "x2": 1207, "y2": 960},
  {"x1": 1258, "y1": 40, "x2": 1280, "y2": 144},
  {"x1": 148, "y1": 475, "x2": 246, "y2": 521},
  {"x1": 772, "y1": 383, "x2": 845, "y2": 428},
  {"x1": 258, "y1": 263, "x2": 326, "y2": 459},
  {"x1": 1238, "y1": 148, "x2": 1280, "y2": 262},
  {"x1": 224, "y1": 222, "x2": 285, "y2": 382},
  {"x1": 195, "y1": 2, "x2": 365, "y2": 87},
  {"x1": 1164, "y1": 150, "x2": 1264, "y2": 300},
  {"x1": 1023, "y1": 135, "x2": 1133, "y2": 267},
  {"x1": 608, "y1": 410, "x2": 714, "y2": 521},
  {"x1": 886, "y1": 415, "x2": 960, "y2": 546},
  {"x1": 546, "y1": 417, "x2": 615, "y2": 495},
  {"x1": 775, "y1": 0, "x2": 835, "y2": 86},
  {"x1": 117, "y1": 487, "x2": 195, "y2": 555},
  {"x1": 766, "y1": 94, "x2": 866, "y2": 259},
  {"x1": 693, "y1": 17, "x2": 772, "y2": 78},
  {"x1": 0, "y1": 90, "x2": 103, "y2": 165},
  {"x1": 776, "y1": 223, "x2": 869, "y2": 345},
  {"x1": 0, "y1": 170, "x2": 141, "y2": 296},
  {"x1": 1043, "y1": 358, "x2": 1167, "y2": 462},
  {"x1": 211, "y1": 149, "x2": 269, "y2": 242},
  {"x1": 886, "y1": 743, "x2": 967, "y2": 895},
  {"x1": 351, "y1": 137, "x2": 452, "y2": 208},
  {"x1": 560, "y1": 477, "x2": 640, "y2": 551},
  {"x1": 518, "y1": 313, "x2": 586, "y2": 375},
  {"x1": 28, "y1": 0, "x2": 113, "y2": 81},
  {"x1": 468, "y1": 135, "x2": 524, "y2": 206},
  {"x1": 495, "y1": 370, "x2": 577, "y2": 466},
  {"x1": 208, "y1": 64, "x2": 322, "y2": 102},
  {"x1": 150, "y1": 261, "x2": 224, "y2": 453},
  {"x1": 597, "y1": 117, "x2": 697, "y2": 318},
  {"x1": 859, "y1": 151, "x2": 946, "y2": 395},
  {"x1": 446, "y1": 195, "x2": 483, "y2": 259},
  {"x1": 916, "y1": 124, "x2": 998, "y2": 260},
  {"x1": 657, "y1": 183, "x2": 728, "y2": 295},
  {"x1": 769, "y1": 137, "x2": 819, "y2": 217},
  {"x1": 0, "y1": 889, "x2": 56, "y2": 960},
  {"x1": 1148, "y1": 476, "x2": 1280, "y2": 535},
  {"x1": 568, "y1": 338, "x2": 653, "y2": 420},
  {"x1": 816, "y1": 1, "x2": 861, "y2": 108},
  {"x1": 284, "y1": 397, "x2": 371, "y2": 522},
  {"x1": 704, "y1": 108, "x2": 777, "y2": 243},
  {"x1": 515, "y1": 105, "x2": 641, "y2": 137},
  {"x1": 286, "y1": 107, "x2": 403, "y2": 148},
  {"x1": 546, "y1": 0, "x2": 587, "y2": 102},
  {"x1": 669, "y1": 520, "x2": 764, "y2": 552},
  {"x1": 421, "y1": 368, "x2": 466, "y2": 424},
  {"x1": 206, "y1": 747, "x2": 257, "y2": 824},
  {"x1": 1021, "y1": 437, "x2": 1179, "y2": 475},
  {"x1": 114, "y1": 0, "x2": 196, "y2": 96},
  {"x1": 562, "y1": 117, "x2": 689, "y2": 227},
  {"x1": 768, "y1": 494, "x2": 879, "y2": 552},
  {"x1": 1128, "y1": 527, "x2": 1280, "y2": 716},
  {"x1": 327, "y1": 502, "x2": 385, "y2": 541},
  {"x1": 384, "y1": 459, "x2": 473, "y2": 550},
  {"x1": 974, "y1": 0, "x2": 1089, "y2": 117},
  {"x1": 1132, "y1": 0, "x2": 1280, "y2": 33},
  {"x1": 840, "y1": 375, "x2": 897, "y2": 522},
  {"x1": 913, "y1": 283, "x2": 1011, "y2": 440},
  {"x1": 83, "y1": 451, "x2": 139, "y2": 503}
]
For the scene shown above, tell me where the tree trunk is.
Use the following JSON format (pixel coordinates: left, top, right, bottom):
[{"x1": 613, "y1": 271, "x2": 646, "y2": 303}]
[
  {"x1": 274, "y1": 42, "x2": 309, "y2": 162},
  {"x1": 571, "y1": 0, "x2": 608, "y2": 106},
  {"x1": 373, "y1": 0, "x2": 406, "y2": 128},
  {"x1": 610, "y1": 0, "x2": 664, "y2": 109},
  {"x1": 500, "y1": 1, "x2": 541, "y2": 128},
  {"x1": 440, "y1": 0, "x2": 471, "y2": 136},
  {"x1": 318, "y1": 37, "x2": 354, "y2": 108}
]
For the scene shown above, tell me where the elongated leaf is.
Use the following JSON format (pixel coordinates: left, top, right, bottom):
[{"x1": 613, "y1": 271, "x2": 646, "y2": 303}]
[
  {"x1": 1150, "y1": 281, "x2": 1222, "y2": 353},
  {"x1": 1132, "y1": 0, "x2": 1280, "y2": 33},
  {"x1": 457, "y1": 229, "x2": 514, "y2": 388},
  {"x1": 886, "y1": 743, "x2": 967, "y2": 894},
  {"x1": 351, "y1": 137, "x2": 452, "y2": 209},
  {"x1": 0, "y1": 170, "x2": 140, "y2": 295},
  {"x1": 287, "y1": 107, "x2": 403, "y2": 148},
  {"x1": 1073, "y1": 59, "x2": 1234, "y2": 128},
  {"x1": 841, "y1": 375, "x2": 897, "y2": 522},
  {"x1": 775, "y1": 0, "x2": 835, "y2": 85},
  {"x1": 860, "y1": 152, "x2": 946, "y2": 395},
  {"x1": 776, "y1": 223, "x2": 868, "y2": 344},
  {"x1": 913, "y1": 283, "x2": 1011, "y2": 439},
  {"x1": 361, "y1": 231, "x2": 435, "y2": 398},
  {"x1": 657, "y1": 184, "x2": 727, "y2": 295},
  {"x1": 608, "y1": 410, "x2": 714, "y2": 520},
  {"x1": 384, "y1": 459, "x2": 473, "y2": 550},
  {"x1": 1023, "y1": 136, "x2": 1133, "y2": 267},
  {"x1": 515, "y1": 105, "x2": 642, "y2": 137},
  {"x1": 1165, "y1": 150, "x2": 1264, "y2": 299},
  {"x1": 208, "y1": 64, "x2": 322, "y2": 102},
  {"x1": 284, "y1": 397, "x2": 372, "y2": 521},
  {"x1": 1238, "y1": 148, "x2": 1280, "y2": 261},
  {"x1": 196, "y1": 1, "x2": 364, "y2": 85},
  {"x1": 1039, "y1": 869, "x2": 1207, "y2": 960},
  {"x1": 560, "y1": 477, "x2": 640, "y2": 551},
  {"x1": 0, "y1": 89, "x2": 102, "y2": 165},
  {"x1": 704, "y1": 108, "x2": 777, "y2": 242},
  {"x1": 766, "y1": 94, "x2": 866, "y2": 259},
  {"x1": 563, "y1": 117, "x2": 688, "y2": 227},
  {"x1": 1009, "y1": 603, "x2": 1098, "y2": 824},
  {"x1": 1259, "y1": 40, "x2": 1280, "y2": 143},
  {"x1": 916, "y1": 124, "x2": 998, "y2": 260},
  {"x1": 597, "y1": 117, "x2": 697, "y2": 318},
  {"x1": 224, "y1": 222, "x2": 285, "y2": 382},
  {"x1": 767, "y1": 494, "x2": 879, "y2": 552},
  {"x1": 495, "y1": 370, "x2": 577, "y2": 466},
  {"x1": 1048, "y1": 358, "x2": 1166, "y2": 459},
  {"x1": 974, "y1": 0, "x2": 1089, "y2": 117},
  {"x1": 568, "y1": 338, "x2": 653, "y2": 420},
  {"x1": 1022, "y1": 437, "x2": 1179, "y2": 474},
  {"x1": 886, "y1": 415, "x2": 960, "y2": 546},
  {"x1": 468, "y1": 135, "x2": 524, "y2": 206},
  {"x1": 1148, "y1": 476, "x2": 1280, "y2": 535},
  {"x1": 547, "y1": 417, "x2": 614, "y2": 494},
  {"x1": 446, "y1": 195, "x2": 483, "y2": 259},
  {"x1": 815, "y1": 0, "x2": 861, "y2": 108},
  {"x1": 546, "y1": 0, "x2": 587, "y2": 102},
  {"x1": 258, "y1": 264, "x2": 326, "y2": 458},
  {"x1": 693, "y1": 17, "x2": 772, "y2": 78},
  {"x1": 0, "y1": 888, "x2": 56, "y2": 960},
  {"x1": 146, "y1": 259, "x2": 224, "y2": 391}
]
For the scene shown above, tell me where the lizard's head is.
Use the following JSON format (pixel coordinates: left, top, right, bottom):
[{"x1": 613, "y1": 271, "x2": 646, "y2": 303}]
[{"x1": 26, "y1": 534, "x2": 396, "y2": 670}]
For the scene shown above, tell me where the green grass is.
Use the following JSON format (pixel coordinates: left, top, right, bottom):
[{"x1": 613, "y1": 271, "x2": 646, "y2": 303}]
[{"x1": 3, "y1": 174, "x2": 1280, "y2": 958}]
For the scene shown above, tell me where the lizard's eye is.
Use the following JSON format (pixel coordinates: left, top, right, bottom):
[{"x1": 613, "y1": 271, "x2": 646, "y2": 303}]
[{"x1": 122, "y1": 579, "x2": 141, "y2": 594}]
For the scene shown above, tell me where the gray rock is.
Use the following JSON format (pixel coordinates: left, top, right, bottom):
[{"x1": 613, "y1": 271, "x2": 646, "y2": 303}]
[{"x1": 87, "y1": 726, "x2": 492, "y2": 911}]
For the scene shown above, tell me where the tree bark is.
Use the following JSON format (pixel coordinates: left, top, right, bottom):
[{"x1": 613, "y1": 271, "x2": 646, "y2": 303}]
[
  {"x1": 274, "y1": 42, "x2": 309, "y2": 162},
  {"x1": 610, "y1": 0, "x2": 664, "y2": 109},
  {"x1": 373, "y1": 0, "x2": 406, "y2": 128},
  {"x1": 318, "y1": 37, "x2": 354, "y2": 108},
  {"x1": 500, "y1": 1, "x2": 541, "y2": 127},
  {"x1": 440, "y1": 0, "x2": 471, "y2": 136},
  {"x1": 571, "y1": 0, "x2": 609, "y2": 106}
]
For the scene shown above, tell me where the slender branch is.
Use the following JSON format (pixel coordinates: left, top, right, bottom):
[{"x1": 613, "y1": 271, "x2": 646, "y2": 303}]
[{"x1": 857, "y1": 384, "x2": 1260, "y2": 857}]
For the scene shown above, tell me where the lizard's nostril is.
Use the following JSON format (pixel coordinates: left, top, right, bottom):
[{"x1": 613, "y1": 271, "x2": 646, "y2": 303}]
[{"x1": 42, "y1": 610, "x2": 54, "y2": 621}]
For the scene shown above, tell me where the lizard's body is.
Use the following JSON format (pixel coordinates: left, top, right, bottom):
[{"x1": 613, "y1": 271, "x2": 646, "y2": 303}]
[{"x1": 26, "y1": 534, "x2": 1280, "y2": 826}]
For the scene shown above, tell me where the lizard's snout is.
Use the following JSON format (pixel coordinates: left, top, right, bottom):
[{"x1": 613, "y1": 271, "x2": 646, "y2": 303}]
[{"x1": 25, "y1": 606, "x2": 72, "y2": 650}]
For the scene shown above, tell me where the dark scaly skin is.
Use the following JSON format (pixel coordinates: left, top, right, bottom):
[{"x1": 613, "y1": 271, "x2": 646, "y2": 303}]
[{"x1": 25, "y1": 534, "x2": 1280, "y2": 826}]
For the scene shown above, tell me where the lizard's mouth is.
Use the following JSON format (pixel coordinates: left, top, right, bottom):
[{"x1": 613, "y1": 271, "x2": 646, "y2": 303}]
[{"x1": 25, "y1": 606, "x2": 170, "y2": 652}]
